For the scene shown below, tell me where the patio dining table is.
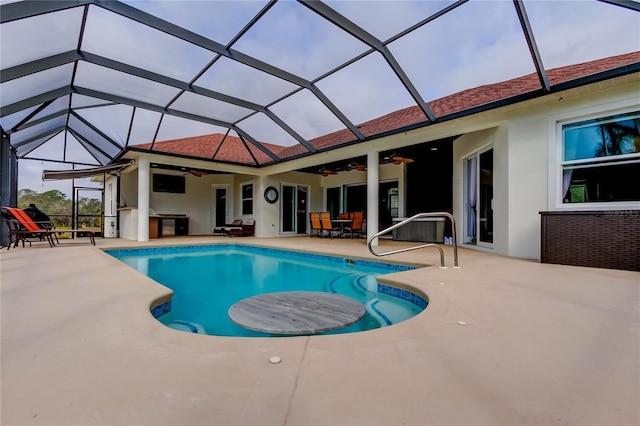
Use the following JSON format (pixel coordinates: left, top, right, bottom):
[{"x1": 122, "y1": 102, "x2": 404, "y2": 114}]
[{"x1": 331, "y1": 219, "x2": 353, "y2": 237}]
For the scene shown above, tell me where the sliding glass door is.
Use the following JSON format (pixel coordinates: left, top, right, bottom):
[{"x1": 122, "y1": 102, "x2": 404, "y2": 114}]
[
  {"x1": 281, "y1": 184, "x2": 308, "y2": 234},
  {"x1": 465, "y1": 147, "x2": 493, "y2": 247},
  {"x1": 211, "y1": 185, "x2": 228, "y2": 231}
]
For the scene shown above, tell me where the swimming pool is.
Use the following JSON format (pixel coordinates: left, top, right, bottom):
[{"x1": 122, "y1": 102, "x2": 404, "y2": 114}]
[{"x1": 106, "y1": 244, "x2": 427, "y2": 337}]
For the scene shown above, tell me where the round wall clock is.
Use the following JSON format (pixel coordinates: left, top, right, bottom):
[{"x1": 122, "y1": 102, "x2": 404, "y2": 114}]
[{"x1": 264, "y1": 186, "x2": 279, "y2": 203}]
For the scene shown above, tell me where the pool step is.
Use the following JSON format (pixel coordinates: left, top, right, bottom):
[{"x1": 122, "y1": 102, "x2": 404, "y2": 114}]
[
  {"x1": 169, "y1": 320, "x2": 207, "y2": 334},
  {"x1": 365, "y1": 298, "x2": 410, "y2": 327}
]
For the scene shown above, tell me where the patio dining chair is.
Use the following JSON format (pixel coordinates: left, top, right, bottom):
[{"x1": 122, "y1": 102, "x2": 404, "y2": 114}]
[
  {"x1": 309, "y1": 212, "x2": 322, "y2": 237},
  {"x1": 344, "y1": 211, "x2": 364, "y2": 238},
  {"x1": 320, "y1": 212, "x2": 340, "y2": 239}
]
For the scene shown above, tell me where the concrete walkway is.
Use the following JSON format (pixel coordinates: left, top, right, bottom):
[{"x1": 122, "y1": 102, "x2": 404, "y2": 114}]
[{"x1": 1, "y1": 236, "x2": 638, "y2": 425}]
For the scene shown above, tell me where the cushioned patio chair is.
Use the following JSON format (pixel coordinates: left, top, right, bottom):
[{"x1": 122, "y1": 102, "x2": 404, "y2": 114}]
[
  {"x1": 344, "y1": 211, "x2": 364, "y2": 238},
  {"x1": 226, "y1": 218, "x2": 255, "y2": 237},
  {"x1": 320, "y1": 212, "x2": 340, "y2": 239},
  {"x1": 213, "y1": 219, "x2": 242, "y2": 235},
  {"x1": 309, "y1": 212, "x2": 322, "y2": 237}
]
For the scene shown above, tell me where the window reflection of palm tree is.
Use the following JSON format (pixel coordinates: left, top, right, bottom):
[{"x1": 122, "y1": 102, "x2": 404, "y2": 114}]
[{"x1": 597, "y1": 122, "x2": 639, "y2": 157}]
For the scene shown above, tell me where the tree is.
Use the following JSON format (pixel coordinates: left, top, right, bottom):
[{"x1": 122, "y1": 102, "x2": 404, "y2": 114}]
[{"x1": 18, "y1": 189, "x2": 72, "y2": 227}]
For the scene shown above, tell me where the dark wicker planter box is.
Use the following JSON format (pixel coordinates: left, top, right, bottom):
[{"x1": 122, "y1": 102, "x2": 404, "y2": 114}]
[{"x1": 540, "y1": 211, "x2": 640, "y2": 271}]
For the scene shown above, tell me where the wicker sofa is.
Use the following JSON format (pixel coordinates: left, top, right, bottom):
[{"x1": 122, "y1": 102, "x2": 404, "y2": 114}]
[{"x1": 226, "y1": 218, "x2": 255, "y2": 237}]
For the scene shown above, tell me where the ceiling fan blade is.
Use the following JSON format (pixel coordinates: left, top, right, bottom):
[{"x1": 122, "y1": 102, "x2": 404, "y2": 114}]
[
  {"x1": 320, "y1": 168, "x2": 337, "y2": 176},
  {"x1": 392, "y1": 156, "x2": 414, "y2": 163}
]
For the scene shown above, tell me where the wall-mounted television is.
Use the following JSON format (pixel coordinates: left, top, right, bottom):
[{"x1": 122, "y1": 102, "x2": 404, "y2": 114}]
[{"x1": 152, "y1": 173, "x2": 185, "y2": 194}]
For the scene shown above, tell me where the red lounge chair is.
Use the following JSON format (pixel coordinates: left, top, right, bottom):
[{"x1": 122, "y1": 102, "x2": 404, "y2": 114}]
[
  {"x1": 2, "y1": 207, "x2": 55, "y2": 249},
  {"x1": 2, "y1": 207, "x2": 95, "y2": 249}
]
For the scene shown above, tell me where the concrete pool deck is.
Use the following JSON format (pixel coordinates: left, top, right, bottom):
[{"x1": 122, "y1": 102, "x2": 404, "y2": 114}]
[{"x1": 1, "y1": 236, "x2": 638, "y2": 426}]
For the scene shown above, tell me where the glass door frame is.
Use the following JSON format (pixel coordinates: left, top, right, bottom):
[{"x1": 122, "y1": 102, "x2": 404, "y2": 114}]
[
  {"x1": 211, "y1": 184, "x2": 229, "y2": 232},
  {"x1": 74, "y1": 186, "x2": 104, "y2": 238},
  {"x1": 464, "y1": 145, "x2": 494, "y2": 248},
  {"x1": 280, "y1": 183, "x2": 309, "y2": 235}
]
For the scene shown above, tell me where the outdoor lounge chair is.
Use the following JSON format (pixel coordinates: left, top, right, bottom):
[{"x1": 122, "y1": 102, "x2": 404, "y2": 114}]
[
  {"x1": 2, "y1": 215, "x2": 33, "y2": 249},
  {"x1": 2, "y1": 207, "x2": 56, "y2": 249},
  {"x1": 226, "y1": 218, "x2": 255, "y2": 237},
  {"x1": 2, "y1": 206, "x2": 96, "y2": 249},
  {"x1": 213, "y1": 219, "x2": 242, "y2": 235}
]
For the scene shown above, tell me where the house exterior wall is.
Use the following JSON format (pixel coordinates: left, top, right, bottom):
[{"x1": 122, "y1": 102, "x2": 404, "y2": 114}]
[
  {"x1": 119, "y1": 168, "x2": 238, "y2": 236},
  {"x1": 452, "y1": 125, "x2": 509, "y2": 256},
  {"x1": 321, "y1": 162, "x2": 405, "y2": 216},
  {"x1": 508, "y1": 81, "x2": 639, "y2": 259},
  {"x1": 451, "y1": 78, "x2": 639, "y2": 260},
  {"x1": 256, "y1": 171, "x2": 323, "y2": 237},
  {"x1": 116, "y1": 77, "x2": 638, "y2": 255}
]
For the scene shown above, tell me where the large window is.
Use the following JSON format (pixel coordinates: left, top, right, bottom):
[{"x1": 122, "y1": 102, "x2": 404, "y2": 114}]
[
  {"x1": 241, "y1": 182, "x2": 253, "y2": 215},
  {"x1": 561, "y1": 111, "x2": 640, "y2": 204}
]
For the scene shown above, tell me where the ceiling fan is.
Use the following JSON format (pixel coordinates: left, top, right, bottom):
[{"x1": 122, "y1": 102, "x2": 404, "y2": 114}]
[
  {"x1": 381, "y1": 153, "x2": 414, "y2": 165},
  {"x1": 319, "y1": 167, "x2": 337, "y2": 177},
  {"x1": 346, "y1": 162, "x2": 367, "y2": 172}
]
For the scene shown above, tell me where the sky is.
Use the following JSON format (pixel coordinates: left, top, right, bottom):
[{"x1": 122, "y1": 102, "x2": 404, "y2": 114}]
[{"x1": 1, "y1": 0, "x2": 639, "y2": 196}]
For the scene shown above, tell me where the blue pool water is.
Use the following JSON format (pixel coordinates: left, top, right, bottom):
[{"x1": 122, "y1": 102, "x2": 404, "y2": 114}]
[{"x1": 106, "y1": 244, "x2": 426, "y2": 337}]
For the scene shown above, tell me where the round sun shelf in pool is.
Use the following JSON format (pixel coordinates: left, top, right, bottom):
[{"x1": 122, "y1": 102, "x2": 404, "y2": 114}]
[{"x1": 228, "y1": 291, "x2": 366, "y2": 335}]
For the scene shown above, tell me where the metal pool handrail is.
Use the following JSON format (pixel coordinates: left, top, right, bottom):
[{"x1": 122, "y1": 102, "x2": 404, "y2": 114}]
[{"x1": 367, "y1": 212, "x2": 459, "y2": 268}]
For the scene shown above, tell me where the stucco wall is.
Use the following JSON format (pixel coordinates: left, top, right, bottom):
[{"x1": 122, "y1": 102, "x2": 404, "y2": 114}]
[
  {"x1": 254, "y1": 171, "x2": 322, "y2": 237},
  {"x1": 451, "y1": 80, "x2": 640, "y2": 260},
  {"x1": 321, "y1": 162, "x2": 405, "y2": 215},
  {"x1": 116, "y1": 78, "x2": 638, "y2": 254},
  {"x1": 452, "y1": 125, "x2": 509, "y2": 256},
  {"x1": 119, "y1": 169, "x2": 239, "y2": 236},
  {"x1": 504, "y1": 83, "x2": 640, "y2": 259},
  {"x1": 505, "y1": 113, "x2": 549, "y2": 259},
  {"x1": 453, "y1": 83, "x2": 640, "y2": 259}
]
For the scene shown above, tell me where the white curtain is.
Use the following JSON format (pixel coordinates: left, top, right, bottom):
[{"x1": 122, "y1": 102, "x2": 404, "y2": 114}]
[
  {"x1": 467, "y1": 157, "x2": 477, "y2": 241},
  {"x1": 562, "y1": 169, "x2": 573, "y2": 202}
]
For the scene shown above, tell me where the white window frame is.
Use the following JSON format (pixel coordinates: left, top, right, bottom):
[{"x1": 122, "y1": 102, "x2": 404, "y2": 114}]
[
  {"x1": 548, "y1": 100, "x2": 640, "y2": 211},
  {"x1": 240, "y1": 180, "x2": 254, "y2": 216}
]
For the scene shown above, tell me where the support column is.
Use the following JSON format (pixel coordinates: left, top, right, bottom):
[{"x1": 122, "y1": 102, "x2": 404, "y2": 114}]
[
  {"x1": 137, "y1": 157, "x2": 149, "y2": 242},
  {"x1": 9, "y1": 146, "x2": 17, "y2": 206},
  {"x1": 366, "y1": 150, "x2": 379, "y2": 246},
  {"x1": 0, "y1": 129, "x2": 15, "y2": 247}
]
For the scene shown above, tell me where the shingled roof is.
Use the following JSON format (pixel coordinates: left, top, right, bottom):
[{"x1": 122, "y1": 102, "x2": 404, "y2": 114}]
[
  {"x1": 130, "y1": 51, "x2": 640, "y2": 164},
  {"x1": 134, "y1": 133, "x2": 289, "y2": 165}
]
